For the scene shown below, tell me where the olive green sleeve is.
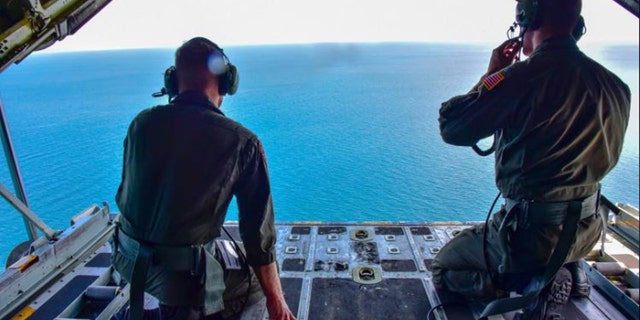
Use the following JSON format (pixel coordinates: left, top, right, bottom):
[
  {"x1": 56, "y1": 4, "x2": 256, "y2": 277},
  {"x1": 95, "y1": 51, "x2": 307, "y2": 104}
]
[
  {"x1": 234, "y1": 138, "x2": 277, "y2": 266},
  {"x1": 438, "y1": 65, "x2": 529, "y2": 146}
]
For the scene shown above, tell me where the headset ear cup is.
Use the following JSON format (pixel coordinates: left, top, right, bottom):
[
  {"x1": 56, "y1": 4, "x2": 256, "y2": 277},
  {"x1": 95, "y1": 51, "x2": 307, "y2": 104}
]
[
  {"x1": 515, "y1": 0, "x2": 527, "y2": 26},
  {"x1": 572, "y1": 15, "x2": 586, "y2": 41},
  {"x1": 529, "y1": 1, "x2": 540, "y2": 30},
  {"x1": 516, "y1": 0, "x2": 539, "y2": 30},
  {"x1": 222, "y1": 64, "x2": 239, "y2": 96},
  {"x1": 164, "y1": 66, "x2": 179, "y2": 100}
]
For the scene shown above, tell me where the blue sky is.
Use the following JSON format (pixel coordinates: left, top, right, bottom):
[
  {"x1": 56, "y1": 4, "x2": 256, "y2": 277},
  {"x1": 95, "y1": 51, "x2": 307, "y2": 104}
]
[{"x1": 48, "y1": 0, "x2": 639, "y2": 52}]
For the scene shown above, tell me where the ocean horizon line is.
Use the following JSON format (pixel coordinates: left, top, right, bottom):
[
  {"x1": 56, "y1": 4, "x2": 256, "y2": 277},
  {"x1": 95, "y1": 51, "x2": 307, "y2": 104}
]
[{"x1": 39, "y1": 40, "x2": 640, "y2": 55}]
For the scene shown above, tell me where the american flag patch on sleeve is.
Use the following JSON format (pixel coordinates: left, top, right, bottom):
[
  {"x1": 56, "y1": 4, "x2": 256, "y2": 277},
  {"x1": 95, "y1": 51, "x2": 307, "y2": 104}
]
[{"x1": 482, "y1": 71, "x2": 505, "y2": 91}]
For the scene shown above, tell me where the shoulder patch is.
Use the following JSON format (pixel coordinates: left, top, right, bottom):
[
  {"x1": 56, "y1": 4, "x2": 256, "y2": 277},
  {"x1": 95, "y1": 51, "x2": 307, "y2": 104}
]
[{"x1": 482, "y1": 71, "x2": 505, "y2": 91}]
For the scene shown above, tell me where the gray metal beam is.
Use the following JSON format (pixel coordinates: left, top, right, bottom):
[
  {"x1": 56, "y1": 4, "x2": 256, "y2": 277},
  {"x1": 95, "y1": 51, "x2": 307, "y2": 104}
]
[
  {"x1": 1, "y1": 0, "x2": 113, "y2": 73},
  {"x1": 612, "y1": 0, "x2": 640, "y2": 17},
  {"x1": 0, "y1": 183, "x2": 58, "y2": 240},
  {"x1": 0, "y1": 95, "x2": 38, "y2": 241}
]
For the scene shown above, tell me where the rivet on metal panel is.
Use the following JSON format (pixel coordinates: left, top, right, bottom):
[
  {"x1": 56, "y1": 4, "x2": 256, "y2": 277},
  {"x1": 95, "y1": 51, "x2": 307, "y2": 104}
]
[
  {"x1": 387, "y1": 246, "x2": 400, "y2": 254},
  {"x1": 328, "y1": 233, "x2": 339, "y2": 241},
  {"x1": 327, "y1": 247, "x2": 339, "y2": 254},
  {"x1": 285, "y1": 246, "x2": 298, "y2": 254},
  {"x1": 288, "y1": 234, "x2": 300, "y2": 241},
  {"x1": 424, "y1": 235, "x2": 436, "y2": 241},
  {"x1": 385, "y1": 235, "x2": 396, "y2": 241}
]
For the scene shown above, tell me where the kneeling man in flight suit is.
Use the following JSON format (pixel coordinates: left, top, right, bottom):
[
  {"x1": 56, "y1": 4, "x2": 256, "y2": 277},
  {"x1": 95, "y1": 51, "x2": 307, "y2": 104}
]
[
  {"x1": 432, "y1": 0, "x2": 630, "y2": 319},
  {"x1": 111, "y1": 36, "x2": 296, "y2": 320}
]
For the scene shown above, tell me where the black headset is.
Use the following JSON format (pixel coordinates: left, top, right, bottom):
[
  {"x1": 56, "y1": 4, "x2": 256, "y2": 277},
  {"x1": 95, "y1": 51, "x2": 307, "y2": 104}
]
[
  {"x1": 515, "y1": 0, "x2": 586, "y2": 40},
  {"x1": 572, "y1": 15, "x2": 586, "y2": 41},
  {"x1": 153, "y1": 38, "x2": 239, "y2": 101},
  {"x1": 515, "y1": 0, "x2": 541, "y2": 30}
]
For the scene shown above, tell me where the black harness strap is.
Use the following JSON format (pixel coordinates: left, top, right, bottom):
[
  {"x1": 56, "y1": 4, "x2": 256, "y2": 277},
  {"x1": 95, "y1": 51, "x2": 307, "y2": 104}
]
[
  {"x1": 114, "y1": 227, "x2": 200, "y2": 319},
  {"x1": 478, "y1": 200, "x2": 582, "y2": 319},
  {"x1": 129, "y1": 244, "x2": 154, "y2": 320}
]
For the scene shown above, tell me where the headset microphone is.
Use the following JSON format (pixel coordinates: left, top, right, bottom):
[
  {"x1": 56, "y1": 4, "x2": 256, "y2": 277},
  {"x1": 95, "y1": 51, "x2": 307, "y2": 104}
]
[
  {"x1": 506, "y1": 21, "x2": 518, "y2": 39},
  {"x1": 151, "y1": 91, "x2": 165, "y2": 98},
  {"x1": 152, "y1": 66, "x2": 178, "y2": 101}
]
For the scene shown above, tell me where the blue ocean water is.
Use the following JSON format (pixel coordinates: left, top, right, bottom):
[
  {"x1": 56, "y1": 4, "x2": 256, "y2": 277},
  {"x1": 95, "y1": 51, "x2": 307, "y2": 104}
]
[{"x1": 0, "y1": 43, "x2": 638, "y2": 264}]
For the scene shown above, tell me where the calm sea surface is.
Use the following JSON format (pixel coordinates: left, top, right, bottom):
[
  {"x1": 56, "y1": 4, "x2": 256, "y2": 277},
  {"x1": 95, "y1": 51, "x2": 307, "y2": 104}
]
[{"x1": 0, "y1": 43, "x2": 638, "y2": 263}]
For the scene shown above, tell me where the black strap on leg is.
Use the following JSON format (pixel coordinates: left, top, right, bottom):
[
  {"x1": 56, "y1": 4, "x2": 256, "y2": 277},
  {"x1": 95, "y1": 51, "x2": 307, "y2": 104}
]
[
  {"x1": 129, "y1": 245, "x2": 154, "y2": 320},
  {"x1": 478, "y1": 200, "x2": 582, "y2": 319}
]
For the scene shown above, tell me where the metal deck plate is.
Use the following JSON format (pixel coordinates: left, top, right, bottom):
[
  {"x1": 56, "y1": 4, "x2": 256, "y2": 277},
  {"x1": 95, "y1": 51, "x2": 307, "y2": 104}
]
[
  {"x1": 3, "y1": 222, "x2": 638, "y2": 320},
  {"x1": 308, "y1": 278, "x2": 431, "y2": 319}
]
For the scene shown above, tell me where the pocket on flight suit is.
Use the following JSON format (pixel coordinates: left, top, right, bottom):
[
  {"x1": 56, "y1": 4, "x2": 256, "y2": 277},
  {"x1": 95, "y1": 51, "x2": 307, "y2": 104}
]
[
  {"x1": 217, "y1": 241, "x2": 265, "y2": 318},
  {"x1": 509, "y1": 220, "x2": 563, "y2": 273},
  {"x1": 567, "y1": 213, "x2": 603, "y2": 262}
]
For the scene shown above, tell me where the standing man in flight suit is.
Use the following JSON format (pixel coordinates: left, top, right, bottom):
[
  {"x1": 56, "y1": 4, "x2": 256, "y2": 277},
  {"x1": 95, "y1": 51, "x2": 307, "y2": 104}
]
[
  {"x1": 112, "y1": 37, "x2": 296, "y2": 320},
  {"x1": 431, "y1": 0, "x2": 630, "y2": 319}
]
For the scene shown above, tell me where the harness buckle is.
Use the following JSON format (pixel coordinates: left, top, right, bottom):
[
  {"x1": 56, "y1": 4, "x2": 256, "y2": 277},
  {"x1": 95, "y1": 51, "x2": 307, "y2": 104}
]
[{"x1": 191, "y1": 244, "x2": 205, "y2": 277}]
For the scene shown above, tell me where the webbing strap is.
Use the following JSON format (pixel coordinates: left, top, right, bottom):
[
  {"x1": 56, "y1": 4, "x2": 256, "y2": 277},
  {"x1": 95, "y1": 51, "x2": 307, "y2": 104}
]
[
  {"x1": 129, "y1": 245, "x2": 153, "y2": 320},
  {"x1": 478, "y1": 200, "x2": 582, "y2": 319}
]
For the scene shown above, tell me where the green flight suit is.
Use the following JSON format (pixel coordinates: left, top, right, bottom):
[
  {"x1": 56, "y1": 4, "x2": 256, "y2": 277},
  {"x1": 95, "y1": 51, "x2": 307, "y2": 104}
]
[
  {"x1": 432, "y1": 36, "x2": 630, "y2": 300},
  {"x1": 112, "y1": 91, "x2": 276, "y2": 314}
]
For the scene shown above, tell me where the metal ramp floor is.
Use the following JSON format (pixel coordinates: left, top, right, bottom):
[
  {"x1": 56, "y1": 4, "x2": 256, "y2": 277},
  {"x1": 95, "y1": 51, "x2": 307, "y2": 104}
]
[{"x1": 4, "y1": 221, "x2": 639, "y2": 320}]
